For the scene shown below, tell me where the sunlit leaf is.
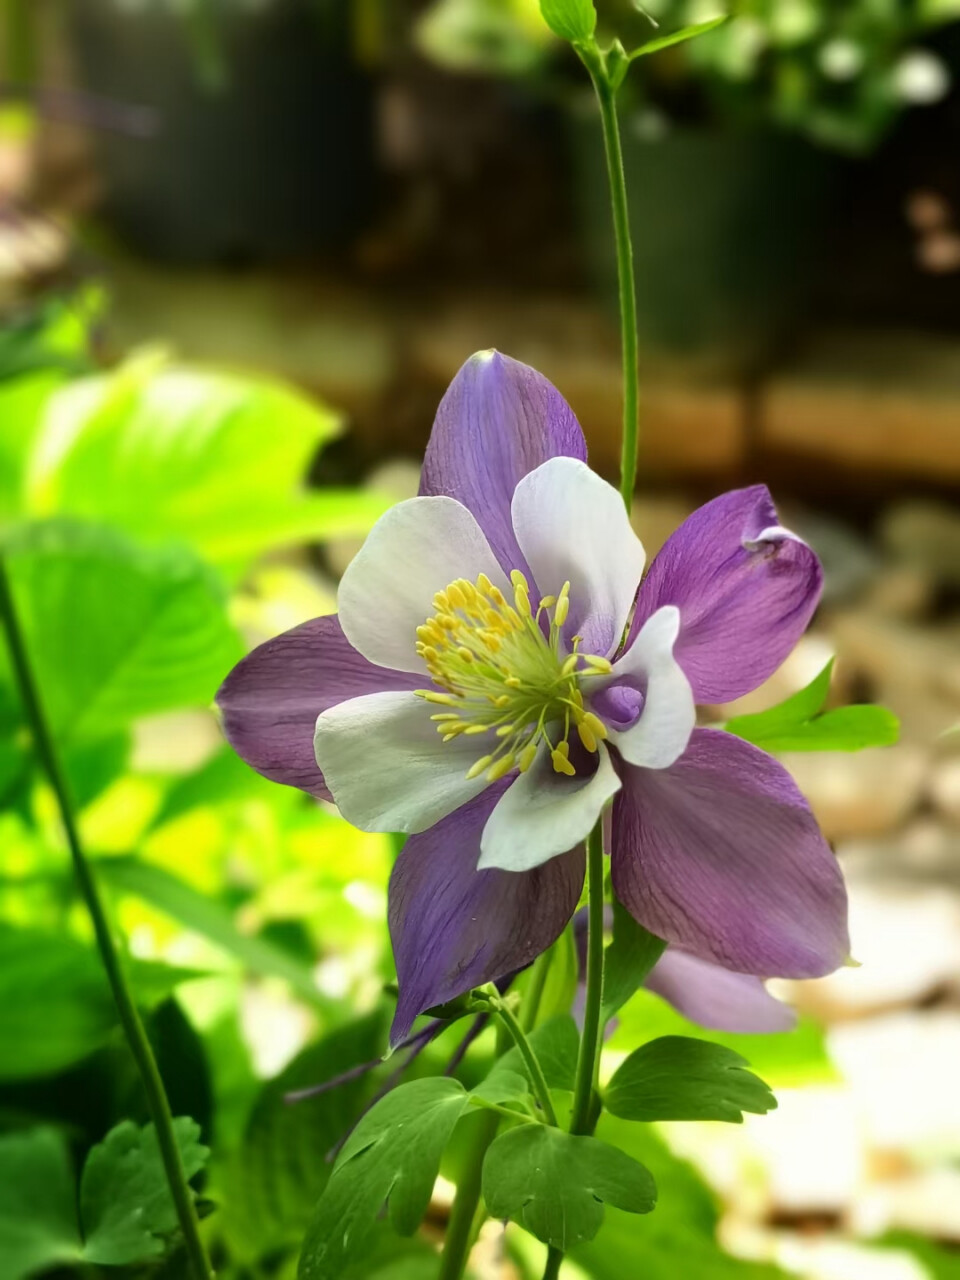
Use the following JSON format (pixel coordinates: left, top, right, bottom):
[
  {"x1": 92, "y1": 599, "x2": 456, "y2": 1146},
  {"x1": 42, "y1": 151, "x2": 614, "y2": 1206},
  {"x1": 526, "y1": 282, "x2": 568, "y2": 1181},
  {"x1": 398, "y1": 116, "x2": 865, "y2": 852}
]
[
  {"x1": 2, "y1": 519, "x2": 242, "y2": 743},
  {"x1": 79, "y1": 1118, "x2": 208, "y2": 1264},
  {"x1": 298, "y1": 1077, "x2": 472, "y2": 1280},
  {"x1": 725, "y1": 658, "x2": 899, "y2": 752},
  {"x1": 25, "y1": 354, "x2": 384, "y2": 571},
  {"x1": 98, "y1": 855, "x2": 330, "y2": 1010},
  {"x1": 539, "y1": 0, "x2": 596, "y2": 43},
  {"x1": 483, "y1": 1126, "x2": 656, "y2": 1250},
  {"x1": 0, "y1": 924, "x2": 204, "y2": 1081},
  {"x1": 605, "y1": 1036, "x2": 776, "y2": 1123}
]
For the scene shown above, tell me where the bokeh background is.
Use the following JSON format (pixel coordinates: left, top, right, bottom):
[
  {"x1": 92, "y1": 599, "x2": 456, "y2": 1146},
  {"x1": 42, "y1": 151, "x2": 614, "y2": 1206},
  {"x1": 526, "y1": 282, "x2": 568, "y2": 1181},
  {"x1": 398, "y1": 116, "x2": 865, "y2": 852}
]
[{"x1": 3, "y1": 2, "x2": 960, "y2": 1279}]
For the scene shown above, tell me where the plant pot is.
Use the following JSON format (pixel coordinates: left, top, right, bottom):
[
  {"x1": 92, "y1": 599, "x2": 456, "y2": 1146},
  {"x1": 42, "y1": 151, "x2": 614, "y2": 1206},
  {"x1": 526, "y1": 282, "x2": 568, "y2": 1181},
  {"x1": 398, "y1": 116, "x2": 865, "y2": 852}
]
[
  {"x1": 68, "y1": 0, "x2": 377, "y2": 263},
  {"x1": 568, "y1": 110, "x2": 842, "y2": 375}
]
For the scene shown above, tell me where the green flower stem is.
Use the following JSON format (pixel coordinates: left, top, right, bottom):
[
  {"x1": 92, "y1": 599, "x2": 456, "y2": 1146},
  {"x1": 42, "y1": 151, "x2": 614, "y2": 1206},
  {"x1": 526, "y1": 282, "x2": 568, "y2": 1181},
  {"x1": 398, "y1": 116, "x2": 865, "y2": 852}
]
[
  {"x1": 437, "y1": 1108, "x2": 500, "y2": 1280},
  {"x1": 584, "y1": 60, "x2": 639, "y2": 510},
  {"x1": 493, "y1": 1000, "x2": 559, "y2": 1126},
  {"x1": 570, "y1": 818, "x2": 606, "y2": 1134},
  {"x1": 543, "y1": 1246, "x2": 564, "y2": 1280},
  {"x1": 0, "y1": 558, "x2": 215, "y2": 1280}
]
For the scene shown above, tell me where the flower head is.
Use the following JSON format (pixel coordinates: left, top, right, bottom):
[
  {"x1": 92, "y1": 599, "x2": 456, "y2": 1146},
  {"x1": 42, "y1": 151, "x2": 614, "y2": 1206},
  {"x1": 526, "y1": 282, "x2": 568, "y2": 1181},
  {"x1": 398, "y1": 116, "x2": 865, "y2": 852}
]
[{"x1": 217, "y1": 350, "x2": 849, "y2": 1045}]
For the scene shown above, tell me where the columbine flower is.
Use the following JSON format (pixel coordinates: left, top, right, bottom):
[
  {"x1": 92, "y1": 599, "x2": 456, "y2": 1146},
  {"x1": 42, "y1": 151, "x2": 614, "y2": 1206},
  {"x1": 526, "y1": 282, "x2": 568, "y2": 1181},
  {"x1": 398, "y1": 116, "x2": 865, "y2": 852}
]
[{"x1": 217, "y1": 351, "x2": 849, "y2": 1045}]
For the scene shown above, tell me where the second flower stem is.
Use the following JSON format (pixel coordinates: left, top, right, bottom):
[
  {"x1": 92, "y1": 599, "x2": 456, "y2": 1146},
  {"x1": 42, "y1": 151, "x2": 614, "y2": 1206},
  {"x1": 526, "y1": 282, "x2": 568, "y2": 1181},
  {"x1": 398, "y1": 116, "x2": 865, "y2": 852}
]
[
  {"x1": 570, "y1": 819, "x2": 606, "y2": 1135},
  {"x1": 588, "y1": 63, "x2": 639, "y2": 511},
  {"x1": 0, "y1": 559, "x2": 215, "y2": 1280},
  {"x1": 494, "y1": 1000, "x2": 558, "y2": 1126}
]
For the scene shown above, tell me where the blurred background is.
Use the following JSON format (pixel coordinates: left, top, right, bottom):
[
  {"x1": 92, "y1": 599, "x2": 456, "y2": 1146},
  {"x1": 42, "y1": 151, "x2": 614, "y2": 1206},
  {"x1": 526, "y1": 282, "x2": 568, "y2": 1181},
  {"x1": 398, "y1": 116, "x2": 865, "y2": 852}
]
[{"x1": 4, "y1": 2, "x2": 960, "y2": 1279}]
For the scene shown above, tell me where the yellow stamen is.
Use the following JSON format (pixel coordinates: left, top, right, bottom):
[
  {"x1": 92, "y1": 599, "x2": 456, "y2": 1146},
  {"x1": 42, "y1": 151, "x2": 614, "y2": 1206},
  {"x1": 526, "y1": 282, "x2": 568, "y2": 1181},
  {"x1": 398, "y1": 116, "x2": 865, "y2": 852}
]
[
  {"x1": 551, "y1": 747, "x2": 576, "y2": 776},
  {"x1": 518, "y1": 741, "x2": 538, "y2": 772},
  {"x1": 466, "y1": 755, "x2": 494, "y2": 780},
  {"x1": 486, "y1": 754, "x2": 517, "y2": 782}
]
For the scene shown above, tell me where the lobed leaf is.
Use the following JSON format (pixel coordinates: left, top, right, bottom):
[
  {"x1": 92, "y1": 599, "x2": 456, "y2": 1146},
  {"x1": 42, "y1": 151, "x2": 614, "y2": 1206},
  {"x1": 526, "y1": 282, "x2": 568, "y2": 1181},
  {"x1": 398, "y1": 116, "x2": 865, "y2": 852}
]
[
  {"x1": 0, "y1": 1128, "x2": 81, "y2": 1279},
  {"x1": 482, "y1": 1126, "x2": 656, "y2": 1251},
  {"x1": 605, "y1": 1036, "x2": 777, "y2": 1123},
  {"x1": 539, "y1": 0, "x2": 596, "y2": 43}
]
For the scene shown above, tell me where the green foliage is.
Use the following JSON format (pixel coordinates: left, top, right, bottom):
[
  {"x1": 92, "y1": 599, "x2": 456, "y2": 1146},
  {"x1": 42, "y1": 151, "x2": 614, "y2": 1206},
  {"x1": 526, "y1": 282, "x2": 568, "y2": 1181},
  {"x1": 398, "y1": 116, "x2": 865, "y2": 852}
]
[
  {"x1": 490, "y1": 1014, "x2": 579, "y2": 1093},
  {"x1": 483, "y1": 1125, "x2": 656, "y2": 1250},
  {"x1": 2, "y1": 519, "x2": 242, "y2": 743},
  {"x1": 23, "y1": 351, "x2": 387, "y2": 574},
  {"x1": 0, "y1": 924, "x2": 202, "y2": 1082},
  {"x1": 539, "y1": 0, "x2": 595, "y2": 43},
  {"x1": 726, "y1": 658, "x2": 899, "y2": 752},
  {"x1": 79, "y1": 1118, "x2": 208, "y2": 1264},
  {"x1": 0, "y1": 1118, "x2": 208, "y2": 1278},
  {"x1": 298, "y1": 1077, "x2": 473, "y2": 1279},
  {"x1": 628, "y1": 16, "x2": 728, "y2": 60},
  {"x1": 604, "y1": 1036, "x2": 777, "y2": 1123},
  {"x1": 600, "y1": 899, "x2": 666, "y2": 1023}
]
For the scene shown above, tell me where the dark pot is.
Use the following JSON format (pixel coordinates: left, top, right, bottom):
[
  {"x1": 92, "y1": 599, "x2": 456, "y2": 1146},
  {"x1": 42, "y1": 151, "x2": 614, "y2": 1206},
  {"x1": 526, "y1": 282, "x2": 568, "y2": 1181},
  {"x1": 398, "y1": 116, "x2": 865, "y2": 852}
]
[
  {"x1": 69, "y1": 0, "x2": 377, "y2": 263},
  {"x1": 569, "y1": 111, "x2": 841, "y2": 374}
]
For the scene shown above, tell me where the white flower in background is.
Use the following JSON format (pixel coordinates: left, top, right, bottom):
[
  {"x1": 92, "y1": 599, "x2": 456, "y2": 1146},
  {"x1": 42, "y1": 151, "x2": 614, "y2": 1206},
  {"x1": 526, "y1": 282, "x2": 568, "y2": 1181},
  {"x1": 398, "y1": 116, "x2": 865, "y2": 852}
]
[{"x1": 894, "y1": 51, "x2": 951, "y2": 105}]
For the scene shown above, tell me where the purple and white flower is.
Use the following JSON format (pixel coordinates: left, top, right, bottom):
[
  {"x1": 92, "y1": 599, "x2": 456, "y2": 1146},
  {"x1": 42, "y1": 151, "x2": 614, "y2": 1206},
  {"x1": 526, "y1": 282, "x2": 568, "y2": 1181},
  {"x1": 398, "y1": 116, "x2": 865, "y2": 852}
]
[{"x1": 217, "y1": 350, "x2": 848, "y2": 1045}]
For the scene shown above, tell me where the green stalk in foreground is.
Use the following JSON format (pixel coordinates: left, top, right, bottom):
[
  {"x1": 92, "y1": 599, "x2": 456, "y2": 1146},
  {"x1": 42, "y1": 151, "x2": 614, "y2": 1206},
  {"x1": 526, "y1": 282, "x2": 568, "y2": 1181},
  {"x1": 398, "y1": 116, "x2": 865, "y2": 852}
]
[
  {"x1": 585, "y1": 60, "x2": 639, "y2": 512},
  {"x1": 0, "y1": 558, "x2": 215, "y2": 1280}
]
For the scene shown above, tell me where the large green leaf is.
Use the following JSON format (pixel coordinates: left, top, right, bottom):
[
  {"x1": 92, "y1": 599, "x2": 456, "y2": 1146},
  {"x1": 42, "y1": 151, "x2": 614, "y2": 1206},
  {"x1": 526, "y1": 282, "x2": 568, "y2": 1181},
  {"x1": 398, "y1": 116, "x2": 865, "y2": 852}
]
[
  {"x1": 25, "y1": 354, "x2": 386, "y2": 570},
  {"x1": 80, "y1": 1118, "x2": 209, "y2": 1264},
  {"x1": 2, "y1": 519, "x2": 242, "y2": 742},
  {"x1": 483, "y1": 1126, "x2": 656, "y2": 1251},
  {"x1": 726, "y1": 659, "x2": 899, "y2": 752},
  {"x1": 487, "y1": 1015, "x2": 580, "y2": 1097},
  {"x1": 98, "y1": 855, "x2": 329, "y2": 1009},
  {"x1": 605, "y1": 1036, "x2": 776, "y2": 1123},
  {"x1": 218, "y1": 1013, "x2": 386, "y2": 1261},
  {"x1": 0, "y1": 924, "x2": 202, "y2": 1081},
  {"x1": 298, "y1": 1077, "x2": 472, "y2": 1279},
  {"x1": 601, "y1": 900, "x2": 666, "y2": 1023},
  {"x1": 0, "y1": 1128, "x2": 81, "y2": 1278}
]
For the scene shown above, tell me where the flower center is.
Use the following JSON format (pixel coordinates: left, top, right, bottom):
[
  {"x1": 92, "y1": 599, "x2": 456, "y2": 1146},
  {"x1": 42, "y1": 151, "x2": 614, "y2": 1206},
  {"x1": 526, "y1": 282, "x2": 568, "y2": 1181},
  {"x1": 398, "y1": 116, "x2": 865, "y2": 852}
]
[{"x1": 414, "y1": 570, "x2": 612, "y2": 783}]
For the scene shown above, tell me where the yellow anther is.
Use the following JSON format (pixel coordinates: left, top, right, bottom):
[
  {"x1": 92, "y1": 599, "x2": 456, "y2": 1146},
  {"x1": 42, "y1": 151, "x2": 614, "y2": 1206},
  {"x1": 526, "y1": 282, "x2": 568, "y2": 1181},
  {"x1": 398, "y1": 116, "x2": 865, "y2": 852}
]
[
  {"x1": 417, "y1": 690, "x2": 459, "y2": 705},
  {"x1": 496, "y1": 724, "x2": 515, "y2": 737},
  {"x1": 581, "y1": 711, "x2": 608, "y2": 741},
  {"x1": 538, "y1": 595, "x2": 556, "y2": 610},
  {"x1": 433, "y1": 590, "x2": 450, "y2": 611},
  {"x1": 555, "y1": 593, "x2": 570, "y2": 628},
  {"x1": 466, "y1": 755, "x2": 494, "y2": 780},
  {"x1": 510, "y1": 569, "x2": 529, "y2": 590},
  {"x1": 551, "y1": 747, "x2": 576, "y2": 776},
  {"x1": 416, "y1": 625, "x2": 433, "y2": 643},
  {"x1": 583, "y1": 655, "x2": 613, "y2": 674},
  {"x1": 477, "y1": 572, "x2": 494, "y2": 595},
  {"x1": 577, "y1": 721, "x2": 598, "y2": 753},
  {"x1": 561, "y1": 654, "x2": 579, "y2": 677},
  {"x1": 446, "y1": 583, "x2": 467, "y2": 610},
  {"x1": 492, "y1": 694, "x2": 511, "y2": 707},
  {"x1": 437, "y1": 613, "x2": 457, "y2": 630},
  {"x1": 487, "y1": 754, "x2": 517, "y2": 782},
  {"x1": 457, "y1": 647, "x2": 474, "y2": 663},
  {"x1": 505, "y1": 676, "x2": 522, "y2": 689},
  {"x1": 421, "y1": 645, "x2": 439, "y2": 662},
  {"x1": 514, "y1": 586, "x2": 531, "y2": 618},
  {"x1": 464, "y1": 724, "x2": 489, "y2": 735},
  {"x1": 489, "y1": 586, "x2": 507, "y2": 607},
  {"x1": 519, "y1": 741, "x2": 538, "y2": 772},
  {"x1": 430, "y1": 712, "x2": 460, "y2": 722}
]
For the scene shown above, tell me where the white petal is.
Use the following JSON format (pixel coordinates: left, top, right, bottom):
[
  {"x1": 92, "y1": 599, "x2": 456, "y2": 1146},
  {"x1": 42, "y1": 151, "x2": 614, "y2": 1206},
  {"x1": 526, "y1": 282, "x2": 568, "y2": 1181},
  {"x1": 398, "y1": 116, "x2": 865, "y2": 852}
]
[
  {"x1": 604, "y1": 605, "x2": 695, "y2": 769},
  {"x1": 479, "y1": 742, "x2": 621, "y2": 873},
  {"x1": 338, "y1": 496, "x2": 506, "y2": 673},
  {"x1": 314, "y1": 690, "x2": 488, "y2": 834},
  {"x1": 510, "y1": 457, "x2": 645, "y2": 658}
]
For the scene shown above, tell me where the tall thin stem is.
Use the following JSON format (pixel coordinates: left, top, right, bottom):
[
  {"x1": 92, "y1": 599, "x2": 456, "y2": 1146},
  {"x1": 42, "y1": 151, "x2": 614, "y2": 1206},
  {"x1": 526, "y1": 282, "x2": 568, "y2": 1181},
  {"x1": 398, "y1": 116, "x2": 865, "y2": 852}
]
[
  {"x1": 494, "y1": 1001, "x2": 558, "y2": 1126},
  {"x1": 437, "y1": 1108, "x2": 500, "y2": 1280},
  {"x1": 0, "y1": 559, "x2": 215, "y2": 1280},
  {"x1": 587, "y1": 66, "x2": 639, "y2": 510},
  {"x1": 570, "y1": 820, "x2": 606, "y2": 1135}
]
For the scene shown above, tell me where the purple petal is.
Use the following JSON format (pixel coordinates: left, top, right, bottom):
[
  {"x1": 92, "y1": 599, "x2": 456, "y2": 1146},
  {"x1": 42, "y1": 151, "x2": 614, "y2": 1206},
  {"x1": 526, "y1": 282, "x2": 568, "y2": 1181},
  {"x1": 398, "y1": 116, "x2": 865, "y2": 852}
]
[
  {"x1": 627, "y1": 486, "x2": 822, "y2": 704},
  {"x1": 389, "y1": 782, "x2": 584, "y2": 1045},
  {"x1": 216, "y1": 615, "x2": 420, "y2": 801},
  {"x1": 645, "y1": 950, "x2": 796, "y2": 1034},
  {"x1": 611, "y1": 728, "x2": 849, "y2": 979},
  {"x1": 419, "y1": 351, "x2": 587, "y2": 579}
]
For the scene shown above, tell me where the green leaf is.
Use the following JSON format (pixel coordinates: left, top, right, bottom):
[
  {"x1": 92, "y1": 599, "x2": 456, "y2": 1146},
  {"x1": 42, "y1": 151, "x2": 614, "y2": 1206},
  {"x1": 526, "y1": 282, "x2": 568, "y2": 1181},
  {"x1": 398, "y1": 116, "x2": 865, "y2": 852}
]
[
  {"x1": 0, "y1": 924, "x2": 202, "y2": 1081},
  {"x1": 482, "y1": 1126, "x2": 656, "y2": 1250},
  {"x1": 629, "y1": 15, "x2": 728, "y2": 60},
  {"x1": 98, "y1": 855, "x2": 329, "y2": 1010},
  {"x1": 0, "y1": 1128, "x2": 82, "y2": 1279},
  {"x1": 218, "y1": 1013, "x2": 387, "y2": 1261},
  {"x1": 726, "y1": 659, "x2": 899, "y2": 752},
  {"x1": 539, "y1": 0, "x2": 595, "y2": 43},
  {"x1": 25, "y1": 354, "x2": 384, "y2": 571},
  {"x1": 299, "y1": 1077, "x2": 472, "y2": 1280},
  {"x1": 601, "y1": 899, "x2": 666, "y2": 1023},
  {"x1": 2, "y1": 519, "x2": 242, "y2": 742},
  {"x1": 528, "y1": 926, "x2": 579, "y2": 1026},
  {"x1": 605, "y1": 1036, "x2": 777, "y2": 1123},
  {"x1": 79, "y1": 1118, "x2": 209, "y2": 1264}
]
